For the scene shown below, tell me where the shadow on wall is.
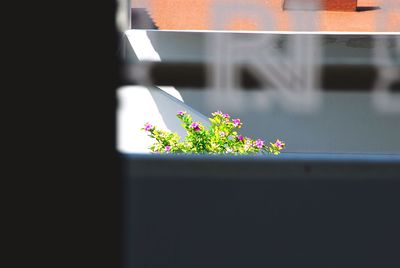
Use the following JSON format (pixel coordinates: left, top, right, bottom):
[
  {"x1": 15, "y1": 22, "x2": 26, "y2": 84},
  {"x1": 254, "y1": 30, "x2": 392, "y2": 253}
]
[
  {"x1": 356, "y1": 6, "x2": 381, "y2": 12},
  {"x1": 117, "y1": 86, "x2": 210, "y2": 153},
  {"x1": 131, "y1": 8, "x2": 159, "y2": 29},
  {"x1": 123, "y1": 30, "x2": 400, "y2": 153},
  {"x1": 148, "y1": 88, "x2": 210, "y2": 137},
  {"x1": 132, "y1": 31, "x2": 400, "y2": 154}
]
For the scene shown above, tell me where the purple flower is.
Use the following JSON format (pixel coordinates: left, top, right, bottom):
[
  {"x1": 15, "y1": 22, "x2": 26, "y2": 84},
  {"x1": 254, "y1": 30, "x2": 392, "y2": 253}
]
[
  {"x1": 189, "y1": 122, "x2": 201, "y2": 132},
  {"x1": 232, "y1": 118, "x2": 241, "y2": 127},
  {"x1": 223, "y1": 113, "x2": 230, "y2": 119},
  {"x1": 236, "y1": 135, "x2": 244, "y2": 141},
  {"x1": 255, "y1": 139, "x2": 264, "y2": 149},
  {"x1": 165, "y1": 145, "x2": 171, "y2": 152},
  {"x1": 274, "y1": 139, "x2": 285, "y2": 150},
  {"x1": 144, "y1": 122, "x2": 153, "y2": 131},
  {"x1": 220, "y1": 131, "x2": 225, "y2": 137},
  {"x1": 177, "y1": 111, "x2": 186, "y2": 116}
]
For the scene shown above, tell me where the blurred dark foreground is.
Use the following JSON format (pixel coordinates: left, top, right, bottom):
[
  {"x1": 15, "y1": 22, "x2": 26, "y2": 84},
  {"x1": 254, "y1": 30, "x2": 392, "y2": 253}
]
[{"x1": 122, "y1": 153, "x2": 400, "y2": 268}]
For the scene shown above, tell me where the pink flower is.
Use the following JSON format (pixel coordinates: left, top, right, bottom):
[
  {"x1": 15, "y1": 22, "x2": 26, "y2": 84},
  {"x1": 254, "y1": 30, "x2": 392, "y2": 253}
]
[
  {"x1": 255, "y1": 139, "x2": 264, "y2": 149},
  {"x1": 236, "y1": 135, "x2": 244, "y2": 141},
  {"x1": 189, "y1": 122, "x2": 201, "y2": 132},
  {"x1": 274, "y1": 139, "x2": 285, "y2": 150},
  {"x1": 232, "y1": 118, "x2": 241, "y2": 127},
  {"x1": 220, "y1": 131, "x2": 226, "y2": 137},
  {"x1": 144, "y1": 122, "x2": 153, "y2": 131},
  {"x1": 223, "y1": 113, "x2": 230, "y2": 119},
  {"x1": 165, "y1": 145, "x2": 171, "y2": 152},
  {"x1": 177, "y1": 111, "x2": 186, "y2": 116}
]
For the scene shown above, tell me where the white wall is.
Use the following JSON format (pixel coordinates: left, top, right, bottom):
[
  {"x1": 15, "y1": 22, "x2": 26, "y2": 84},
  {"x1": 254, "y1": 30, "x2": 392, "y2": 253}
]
[
  {"x1": 117, "y1": 86, "x2": 209, "y2": 153},
  {"x1": 120, "y1": 30, "x2": 400, "y2": 154}
]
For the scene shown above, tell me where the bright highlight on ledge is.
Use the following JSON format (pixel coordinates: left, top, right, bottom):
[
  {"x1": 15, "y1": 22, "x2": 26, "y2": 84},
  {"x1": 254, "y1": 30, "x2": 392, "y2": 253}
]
[{"x1": 142, "y1": 111, "x2": 286, "y2": 155}]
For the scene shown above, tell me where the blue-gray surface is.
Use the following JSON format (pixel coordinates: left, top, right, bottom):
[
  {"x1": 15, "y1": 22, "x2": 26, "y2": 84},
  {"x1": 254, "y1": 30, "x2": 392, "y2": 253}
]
[{"x1": 122, "y1": 152, "x2": 400, "y2": 268}]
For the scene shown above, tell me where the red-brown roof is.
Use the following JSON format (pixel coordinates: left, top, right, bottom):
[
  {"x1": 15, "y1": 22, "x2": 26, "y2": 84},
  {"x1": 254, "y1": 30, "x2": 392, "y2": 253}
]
[{"x1": 132, "y1": 0, "x2": 399, "y2": 32}]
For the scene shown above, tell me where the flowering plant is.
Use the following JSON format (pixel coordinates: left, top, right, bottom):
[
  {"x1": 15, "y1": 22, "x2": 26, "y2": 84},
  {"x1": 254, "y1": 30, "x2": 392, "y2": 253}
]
[{"x1": 142, "y1": 111, "x2": 285, "y2": 155}]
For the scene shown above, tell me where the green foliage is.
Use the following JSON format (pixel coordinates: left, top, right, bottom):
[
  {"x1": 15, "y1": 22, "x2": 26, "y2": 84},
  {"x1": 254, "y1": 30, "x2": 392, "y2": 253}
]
[{"x1": 141, "y1": 110, "x2": 286, "y2": 155}]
